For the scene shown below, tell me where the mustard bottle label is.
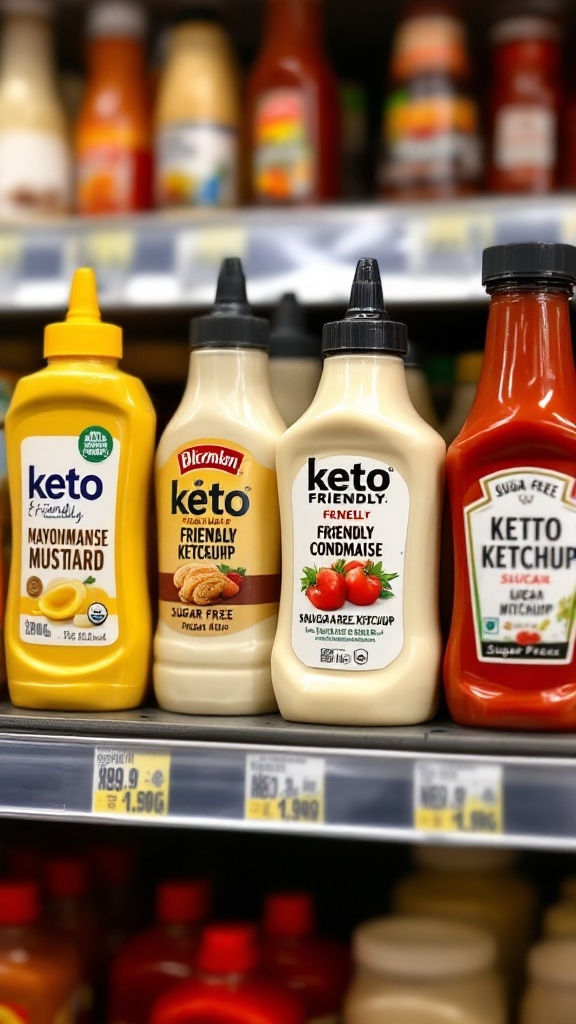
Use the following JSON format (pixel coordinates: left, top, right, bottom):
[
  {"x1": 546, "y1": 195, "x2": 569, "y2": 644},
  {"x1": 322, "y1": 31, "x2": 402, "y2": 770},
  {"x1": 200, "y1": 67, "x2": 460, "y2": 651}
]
[
  {"x1": 465, "y1": 467, "x2": 576, "y2": 663},
  {"x1": 19, "y1": 430, "x2": 119, "y2": 647},
  {"x1": 291, "y1": 455, "x2": 408, "y2": 670},
  {"x1": 157, "y1": 438, "x2": 280, "y2": 635}
]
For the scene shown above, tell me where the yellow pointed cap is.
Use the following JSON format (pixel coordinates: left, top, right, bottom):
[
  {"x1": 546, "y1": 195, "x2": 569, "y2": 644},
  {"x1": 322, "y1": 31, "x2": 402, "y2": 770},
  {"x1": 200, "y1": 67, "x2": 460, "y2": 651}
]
[{"x1": 44, "y1": 268, "x2": 122, "y2": 359}]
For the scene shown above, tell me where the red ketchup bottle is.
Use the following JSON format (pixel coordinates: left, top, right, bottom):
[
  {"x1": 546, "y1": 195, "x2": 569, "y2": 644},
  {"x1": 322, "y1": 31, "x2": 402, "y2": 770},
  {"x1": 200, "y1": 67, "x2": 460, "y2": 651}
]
[
  {"x1": 108, "y1": 879, "x2": 211, "y2": 1024},
  {"x1": 150, "y1": 922, "x2": 305, "y2": 1024},
  {"x1": 445, "y1": 242, "x2": 576, "y2": 730},
  {"x1": 261, "y1": 892, "x2": 351, "y2": 1023}
]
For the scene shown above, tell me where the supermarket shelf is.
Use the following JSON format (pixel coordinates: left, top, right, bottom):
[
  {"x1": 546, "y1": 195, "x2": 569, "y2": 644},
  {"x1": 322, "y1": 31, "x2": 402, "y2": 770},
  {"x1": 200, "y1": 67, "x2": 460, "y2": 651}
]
[
  {"x1": 0, "y1": 702, "x2": 575, "y2": 848},
  {"x1": 0, "y1": 196, "x2": 575, "y2": 312}
]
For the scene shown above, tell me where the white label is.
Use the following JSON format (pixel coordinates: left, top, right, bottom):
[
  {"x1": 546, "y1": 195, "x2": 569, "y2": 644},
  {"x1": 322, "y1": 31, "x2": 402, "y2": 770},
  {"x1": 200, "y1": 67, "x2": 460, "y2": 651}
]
[
  {"x1": 414, "y1": 760, "x2": 503, "y2": 834},
  {"x1": 291, "y1": 456, "x2": 408, "y2": 671},
  {"x1": 155, "y1": 122, "x2": 237, "y2": 207},
  {"x1": 245, "y1": 752, "x2": 325, "y2": 823},
  {"x1": 465, "y1": 468, "x2": 576, "y2": 663},
  {"x1": 20, "y1": 432, "x2": 119, "y2": 647},
  {"x1": 0, "y1": 130, "x2": 71, "y2": 216},
  {"x1": 494, "y1": 105, "x2": 556, "y2": 170}
]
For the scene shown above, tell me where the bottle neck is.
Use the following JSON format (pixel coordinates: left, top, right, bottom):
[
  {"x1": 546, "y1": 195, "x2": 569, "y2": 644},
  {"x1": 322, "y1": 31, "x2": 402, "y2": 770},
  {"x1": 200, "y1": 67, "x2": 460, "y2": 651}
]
[
  {"x1": 263, "y1": 0, "x2": 324, "y2": 51},
  {"x1": 88, "y1": 37, "x2": 146, "y2": 80},
  {"x1": 477, "y1": 285, "x2": 576, "y2": 412},
  {"x1": 313, "y1": 352, "x2": 410, "y2": 412},
  {"x1": 184, "y1": 347, "x2": 273, "y2": 404},
  {"x1": 0, "y1": 14, "x2": 54, "y2": 84},
  {"x1": 46, "y1": 355, "x2": 119, "y2": 368}
]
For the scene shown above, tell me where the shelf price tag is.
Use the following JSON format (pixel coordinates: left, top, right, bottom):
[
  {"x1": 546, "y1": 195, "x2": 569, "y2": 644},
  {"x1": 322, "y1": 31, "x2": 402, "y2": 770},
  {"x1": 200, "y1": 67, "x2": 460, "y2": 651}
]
[
  {"x1": 413, "y1": 760, "x2": 503, "y2": 835},
  {"x1": 245, "y1": 753, "x2": 325, "y2": 825},
  {"x1": 92, "y1": 748, "x2": 171, "y2": 818}
]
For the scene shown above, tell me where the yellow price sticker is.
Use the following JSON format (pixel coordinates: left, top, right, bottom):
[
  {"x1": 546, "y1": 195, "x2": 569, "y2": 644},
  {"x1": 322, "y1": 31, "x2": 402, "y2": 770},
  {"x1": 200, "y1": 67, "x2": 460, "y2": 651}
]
[
  {"x1": 245, "y1": 753, "x2": 324, "y2": 824},
  {"x1": 84, "y1": 230, "x2": 134, "y2": 269},
  {"x1": 195, "y1": 225, "x2": 248, "y2": 264},
  {"x1": 414, "y1": 760, "x2": 503, "y2": 835},
  {"x1": 92, "y1": 747, "x2": 170, "y2": 817},
  {"x1": 423, "y1": 213, "x2": 494, "y2": 262}
]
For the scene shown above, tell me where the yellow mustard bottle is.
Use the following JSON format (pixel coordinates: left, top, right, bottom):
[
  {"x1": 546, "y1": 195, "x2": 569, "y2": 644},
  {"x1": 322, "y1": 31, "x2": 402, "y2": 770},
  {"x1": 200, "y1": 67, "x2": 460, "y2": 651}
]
[{"x1": 5, "y1": 268, "x2": 156, "y2": 710}]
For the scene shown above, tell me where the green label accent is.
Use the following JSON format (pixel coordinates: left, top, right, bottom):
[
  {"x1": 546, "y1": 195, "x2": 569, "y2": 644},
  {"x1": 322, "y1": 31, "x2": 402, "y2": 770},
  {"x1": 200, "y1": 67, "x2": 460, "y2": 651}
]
[{"x1": 79, "y1": 426, "x2": 113, "y2": 463}]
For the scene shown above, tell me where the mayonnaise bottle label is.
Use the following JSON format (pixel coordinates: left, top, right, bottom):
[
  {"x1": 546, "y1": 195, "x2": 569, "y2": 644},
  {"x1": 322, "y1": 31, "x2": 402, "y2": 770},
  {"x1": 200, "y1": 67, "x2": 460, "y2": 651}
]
[
  {"x1": 19, "y1": 430, "x2": 119, "y2": 647},
  {"x1": 465, "y1": 467, "x2": 576, "y2": 663},
  {"x1": 291, "y1": 455, "x2": 408, "y2": 670},
  {"x1": 157, "y1": 437, "x2": 281, "y2": 636}
]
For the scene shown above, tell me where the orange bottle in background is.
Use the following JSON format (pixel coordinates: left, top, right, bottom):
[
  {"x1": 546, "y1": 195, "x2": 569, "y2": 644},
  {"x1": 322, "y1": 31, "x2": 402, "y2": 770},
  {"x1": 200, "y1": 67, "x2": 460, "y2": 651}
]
[
  {"x1": 0, "y1": 879, "x2": 81, "y2": 1023},
  {"x1": 261, "y1": 892, "x2": 351, "y2": 1023},
  {"x1": 247, "y1": 0, "x2": 340, "y2": 205},
  {"x1": 76, "y1": 1, "x2": 152, "y2": 214},
  {"x1": 108, "y1": 879, "x2": 212, "y2": 1024},
  {"x1": 44, "y1": 857, "x2": 104, "y2": 1024}
]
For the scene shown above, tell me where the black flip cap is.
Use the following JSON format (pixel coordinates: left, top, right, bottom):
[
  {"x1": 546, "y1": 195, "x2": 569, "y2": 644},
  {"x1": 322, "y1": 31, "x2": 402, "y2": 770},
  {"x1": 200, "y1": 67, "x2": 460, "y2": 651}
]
[
  {"x1": 482, "y1": 242, "x2": 576, "y2": 289},
  {"x1": 269, "y1": 293, "x2": 321, "y2": 360},
  {"x1": 190, "y1": 257, "x2": 269, "y2": 350},
  {"x1": 322, "y1": 258, "x2": 407, "y2": 356}
]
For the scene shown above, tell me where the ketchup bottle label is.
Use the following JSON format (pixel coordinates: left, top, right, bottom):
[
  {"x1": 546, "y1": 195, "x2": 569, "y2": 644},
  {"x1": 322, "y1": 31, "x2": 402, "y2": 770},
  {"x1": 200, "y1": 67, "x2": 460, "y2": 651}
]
[
  {"x1": 465, "y1": 468, "x2": 576, "y2": 663},
  {"x1": 253, "y1": 88, "x2": 314, "y2": 202},
  {"x1": 291, "y1": 455, "x2": 408, "y2": 671}
]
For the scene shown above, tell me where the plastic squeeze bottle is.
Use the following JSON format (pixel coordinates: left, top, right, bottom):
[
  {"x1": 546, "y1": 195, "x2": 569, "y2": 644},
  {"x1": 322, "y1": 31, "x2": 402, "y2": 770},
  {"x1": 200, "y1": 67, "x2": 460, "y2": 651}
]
[
  {"x1": 150, "y1": 922, "x2": 305, "y2": 1024},
  {"x1": 444, "y1": 242, "x2": 576, "y2": 730},
  {"x1": 108, "y1": 879, "x2": 212, "y2": 1024},
  {"x1": 154, "y1": 257, "x2": 285, "y2": 714},
  {"x1": 269, "y1": 293, "x2": 322, "y2": 427},
  {"x1": 261, "y1": 892, "x2": 351, "y2": 1024},
  {"x1": 5, "y1": 268, "x2": 156, "y2": 710},
  {"x1": 0, "y1": 879, "x2": 81, "y2": 1023},
  {"x1": 271, "y1": 258, "x2": 445, "y2": 725}
]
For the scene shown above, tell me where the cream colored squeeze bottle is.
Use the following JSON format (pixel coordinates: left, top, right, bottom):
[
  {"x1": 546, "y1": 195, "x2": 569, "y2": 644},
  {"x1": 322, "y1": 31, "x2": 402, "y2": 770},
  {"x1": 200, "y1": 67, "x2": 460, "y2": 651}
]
[
  {"x1": 154, "y1": 258, "x2": 285, "y2": 714},
  {"x1": 271, "y1": 258, "x2": 445, "y2": 725},
  {"x1": 5, "y1": 269, "x2": 155, "y2": 710},
  {"x1": 269, "y1": 293, "x2": 322, "y2": 427}
]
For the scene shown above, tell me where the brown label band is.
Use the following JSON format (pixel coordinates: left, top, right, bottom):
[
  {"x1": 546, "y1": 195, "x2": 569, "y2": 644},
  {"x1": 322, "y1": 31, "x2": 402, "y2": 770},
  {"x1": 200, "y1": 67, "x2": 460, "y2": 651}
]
[{"x1": 159, "y1": 573, "x2": 280, "y2": 605}]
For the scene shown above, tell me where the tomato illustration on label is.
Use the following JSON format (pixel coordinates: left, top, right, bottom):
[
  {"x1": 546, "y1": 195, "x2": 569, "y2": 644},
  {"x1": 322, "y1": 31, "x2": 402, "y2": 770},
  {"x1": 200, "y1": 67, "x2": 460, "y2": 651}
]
[
  {"x1": 301, "y1": 560, "x2": 398, "y2": 609},
  {"x1": 301, "y1": 566, "x2": 346, "y2": 611}
]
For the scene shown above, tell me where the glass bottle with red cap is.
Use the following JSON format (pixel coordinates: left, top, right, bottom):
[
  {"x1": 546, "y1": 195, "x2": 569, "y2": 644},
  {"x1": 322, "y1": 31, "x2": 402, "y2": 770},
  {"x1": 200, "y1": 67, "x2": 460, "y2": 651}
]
[
  {"x1": 487, "y1": 0, "x2": 563, "y2": 193},
  {"x1": 0, "y1": 879, "x2": 81, "y2": 1023},
  {"x1": 108, "y1": 878, "x2": 212, "y2": 1024},
  {"x1": 261, "y1": 892, "x2": 351, "y2": 1024},
  {"x1": 150, "y1": 922, "x2": 305, "y2": 1024},
  {"x1": 44, "y1": 856, "x2": 104, "y2": 1024}
]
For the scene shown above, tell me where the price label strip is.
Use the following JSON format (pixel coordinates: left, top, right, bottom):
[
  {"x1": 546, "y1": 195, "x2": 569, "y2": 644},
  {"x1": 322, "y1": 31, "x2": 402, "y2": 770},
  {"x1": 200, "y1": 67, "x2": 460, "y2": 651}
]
[
  {"x1": 414, "y1": 760, "x2": 503, "y2": 835},
  {"x1": 92, "y1": 748, "x2": 171, "y2": 818},
  {"x1": 245, "y1": 753, "x2": 325, "y2": 825}
]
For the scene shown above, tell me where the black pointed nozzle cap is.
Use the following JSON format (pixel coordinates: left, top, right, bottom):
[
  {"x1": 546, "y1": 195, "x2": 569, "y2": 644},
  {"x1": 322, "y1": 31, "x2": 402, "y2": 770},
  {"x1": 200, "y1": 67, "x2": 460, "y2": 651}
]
[
  {"x1": 269, "y1": 293, "x2": 321, "y2": 360},
  {"x1": 190, "y1": 257, "x2": 269, "y2": 350},
  {"x1": 322, "y1": 258, "x2": 407, "y2": 356},
  {"x1": 482, "y1": 242, "x2": 576, "y2": 289}
]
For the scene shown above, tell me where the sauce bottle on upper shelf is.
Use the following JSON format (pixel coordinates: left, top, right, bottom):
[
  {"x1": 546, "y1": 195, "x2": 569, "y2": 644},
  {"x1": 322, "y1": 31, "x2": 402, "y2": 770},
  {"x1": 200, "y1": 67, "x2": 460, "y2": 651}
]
[
  {"x1": 155, "y1": 5, "x2": 240, "y2": 209},
  {"x1": 76, "y1": 1, "x2": 153, "y2": 215},
  {"x1": 487, "y1": 0, "x2": 562, "y2": 194},
  {"x1": 154, "y1": 258, "x2": 284, "y2": 715},
  {"x1": 271, "y1": 258, "x2": 445, "y2": 726},
  {"x1": 269, "y1": 293, "x2": 322, "y2": 427},
  {"x1": 403, "y1": 340, "x2": 441, "y2": 431},
  {"x1": 0, "y1": 0, "x2": 71, "y2": 220},
  {"x1": 444, "y1": 242, "x2": 576, "y2": 731},
  {"x1": 247, "y1": 0, "x2": 340, "y2": 205},
  {"x1": 379, "y1": 0, "x2": 481, "y2": 198},
  {"x1": 5, "y1": 268, "x2": 156, "y2": 710}
]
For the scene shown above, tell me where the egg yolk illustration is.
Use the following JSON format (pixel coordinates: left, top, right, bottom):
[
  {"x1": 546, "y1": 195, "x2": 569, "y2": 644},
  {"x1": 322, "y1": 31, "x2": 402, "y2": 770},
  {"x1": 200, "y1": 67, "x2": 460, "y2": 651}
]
[{"x1": 38, "y1": 580, "x2": 86, "y2": 621}]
